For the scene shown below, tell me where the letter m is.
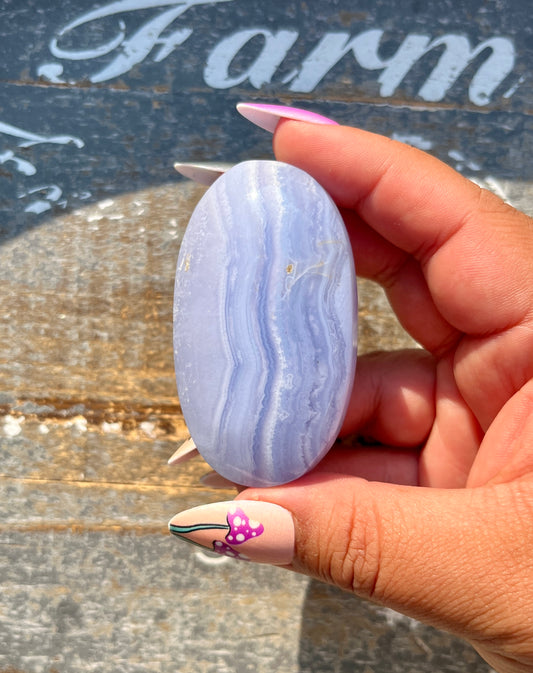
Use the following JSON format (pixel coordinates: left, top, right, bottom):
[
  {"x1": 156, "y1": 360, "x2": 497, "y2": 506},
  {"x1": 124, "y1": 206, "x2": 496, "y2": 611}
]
[
  {"x1": 379, "y1": 34, "x2": 515, "y2": 106},
  {"x1": 289, "y1": 31, "x2": 515, "y2": 106}
]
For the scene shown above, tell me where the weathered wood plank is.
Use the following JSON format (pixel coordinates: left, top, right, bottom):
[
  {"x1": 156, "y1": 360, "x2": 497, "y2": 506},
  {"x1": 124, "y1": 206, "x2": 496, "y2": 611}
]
[
  {"x1": 1, "y1": 0, "x2": 531, "y2": 671},
  {"x1": 0, "y1": 84, "x2": 531, "y2": 231},
  {"x1": 0, "y1": 179, "x2": 416, "y2": 418},
  {"x1": 0, "y1": 529, "x2": 492, "y2": 673},
  {"x1": 0, "y1": 0, "x2": 531, "y2": 228}
]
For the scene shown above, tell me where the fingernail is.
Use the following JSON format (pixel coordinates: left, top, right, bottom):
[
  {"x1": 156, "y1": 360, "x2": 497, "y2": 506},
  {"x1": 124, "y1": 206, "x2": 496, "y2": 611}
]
[
  {"x1": 168, "y1": 500, "x2": 294, "y2": 565},
  {"x1": 237, "y1": 102, "x2": 338, "y2": 133},
  {"x1": 167, "y1": 437, "x2": 199, "y2": 466},
  {"x1": 200, "y1": 470, "x2": 238, "y2": 490},
  {"x1": 174, "y1": 161, "x2": 232, "y2": 186}
]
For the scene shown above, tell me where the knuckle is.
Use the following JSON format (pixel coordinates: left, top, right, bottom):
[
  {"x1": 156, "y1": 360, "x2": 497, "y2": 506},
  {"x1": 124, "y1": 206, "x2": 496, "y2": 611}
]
[{"x1": 319, "y1": 492, "x2": 386, "y2": 600}]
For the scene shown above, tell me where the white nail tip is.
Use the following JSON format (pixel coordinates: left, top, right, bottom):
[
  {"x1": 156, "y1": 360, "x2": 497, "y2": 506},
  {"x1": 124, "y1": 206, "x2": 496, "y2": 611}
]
[
  {"x1": 236, "y1": 103, "x2": 281, "y2": 133},
  {"x1": 167, "y1": 437, "x2": 199, "y2": 465},
  {"x1": 174, "y1": 162, "x2": 232, "y2": 186}
]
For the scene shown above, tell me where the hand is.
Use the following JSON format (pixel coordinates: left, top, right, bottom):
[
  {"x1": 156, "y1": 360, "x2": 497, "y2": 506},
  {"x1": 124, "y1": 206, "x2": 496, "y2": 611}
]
[{"x1": 237, "y1": 121, "x2": 533, "y2": 672}]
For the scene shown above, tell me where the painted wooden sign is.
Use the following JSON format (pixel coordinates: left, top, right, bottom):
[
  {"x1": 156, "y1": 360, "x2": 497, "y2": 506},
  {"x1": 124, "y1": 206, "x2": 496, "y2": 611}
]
[
  {"x1": 0, "y1": 2, "x2": 531, "y2": 672},
  {"x1": 0, "y1": 0, "x2": 531, "y2": 234}
]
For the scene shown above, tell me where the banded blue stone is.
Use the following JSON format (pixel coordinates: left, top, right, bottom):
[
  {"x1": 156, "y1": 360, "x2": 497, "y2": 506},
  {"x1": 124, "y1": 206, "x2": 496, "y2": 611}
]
[{"x1": 173, "y1": 160, "x2": 357, "y2": 486}]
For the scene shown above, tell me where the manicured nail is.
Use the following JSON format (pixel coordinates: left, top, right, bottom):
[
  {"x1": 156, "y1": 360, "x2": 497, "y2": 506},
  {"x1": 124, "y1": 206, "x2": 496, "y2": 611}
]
[
  {"x1": 174, "y1": 161, "x2": 232, "y2": 186},
  {"x1": 237, "y1": 102, "x2": 338, "y2": 133},
  {"x1": 167, "y1": 437, "x2": 199, "y2": 466},
  {"x1": 168, "y1": 500, "x2": 294, "y2": 565},
  {"x1": 200, "y1": 470, "x2": 238, "y2": 490}
]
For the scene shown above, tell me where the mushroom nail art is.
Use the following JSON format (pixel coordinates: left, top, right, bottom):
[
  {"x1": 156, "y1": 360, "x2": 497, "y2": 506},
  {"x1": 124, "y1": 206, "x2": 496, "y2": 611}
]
[{"x1": 168, "y1": 500, "x2": 295, "y2": 566}]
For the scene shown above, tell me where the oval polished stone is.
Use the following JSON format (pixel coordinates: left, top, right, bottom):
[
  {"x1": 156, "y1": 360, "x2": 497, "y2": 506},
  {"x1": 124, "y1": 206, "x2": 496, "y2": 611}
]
[{"x1": 173, "y1": 160, "x2": 357, "y2": 486}]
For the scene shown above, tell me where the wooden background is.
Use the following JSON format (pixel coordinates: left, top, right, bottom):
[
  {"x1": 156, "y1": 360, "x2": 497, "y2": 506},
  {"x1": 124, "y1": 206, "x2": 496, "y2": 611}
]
[{"x1": 0, "y1": 1, "x2": 531, "y2": 671}]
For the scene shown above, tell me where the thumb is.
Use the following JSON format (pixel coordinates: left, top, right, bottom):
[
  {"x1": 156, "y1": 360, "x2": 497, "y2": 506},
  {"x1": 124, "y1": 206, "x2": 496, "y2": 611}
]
[{"x1": 238, "y1": 475, "x2": 533, "y2": 664}]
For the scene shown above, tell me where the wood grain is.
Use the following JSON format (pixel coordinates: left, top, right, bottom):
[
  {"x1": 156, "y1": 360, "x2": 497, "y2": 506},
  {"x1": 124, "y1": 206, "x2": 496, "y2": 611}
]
[{"x1": 1, "y1": 0, "x2": 531, "y2": 670}]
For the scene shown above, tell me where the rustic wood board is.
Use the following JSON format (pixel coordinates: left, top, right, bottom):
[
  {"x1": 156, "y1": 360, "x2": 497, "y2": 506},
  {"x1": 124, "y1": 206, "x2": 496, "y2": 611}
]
[{"x1": 1, "y1": 0, "x2": 531, "y2": 671}]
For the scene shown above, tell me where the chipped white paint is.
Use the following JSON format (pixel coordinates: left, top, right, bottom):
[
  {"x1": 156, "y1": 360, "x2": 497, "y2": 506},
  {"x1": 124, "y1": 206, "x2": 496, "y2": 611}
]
[
  {"x1": 503, "y1": 74, "x2": 526, "y2": 98},
  {"x1": 470, "y1": 175, "x2": 516, "y2": 207},
  {"x1": 449, "y1": 149, "x2": 466, "y2": 162},
  {"x1": 66, "y1": 417, "x2": 88, "y2": 435},
  {"x1": 448, "y1": 149, "x2": 482, "y2": 173},
  {"x1": 2, "y1": 415, "x2": 24, "y2": 438},
  {"x1": 379, "y1": 606, "x2": 421, "y2": 630},
  {"x1": 391, "y1": 133, "x2": 434, "y2": 151},
  {"x1": 140, "y1": 421, "x2": 157, "y2": 438},
  {"x1": 97, "y1": 198, "x2": 116, "y2": 210},
  {"x1": 101, "y1": 421, "x2": 122, "y2": 434}
]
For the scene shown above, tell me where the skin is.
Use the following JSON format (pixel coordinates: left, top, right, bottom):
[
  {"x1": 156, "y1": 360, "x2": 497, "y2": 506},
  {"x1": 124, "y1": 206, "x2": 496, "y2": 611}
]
[{"x1": 237, "y1": 121, "x2": 533, "y2": 673}]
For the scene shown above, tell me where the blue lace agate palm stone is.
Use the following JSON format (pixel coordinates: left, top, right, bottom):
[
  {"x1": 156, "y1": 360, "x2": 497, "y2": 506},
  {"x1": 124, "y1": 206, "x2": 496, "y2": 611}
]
[{"x1": 173, "y1": 160, "x2": 357, "y2": 486}]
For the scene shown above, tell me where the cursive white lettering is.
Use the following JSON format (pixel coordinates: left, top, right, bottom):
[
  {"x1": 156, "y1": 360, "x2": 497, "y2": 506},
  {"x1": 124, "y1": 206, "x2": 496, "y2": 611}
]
[
  {"x1": 204, "y1": 29, "x2": 299, "y2": 89},
  {"x1": 0, "y1": 150, "x2": 37, "y2": 176},
  {"x1": 0, "y1": 120, "x2": 84, "y2": 214},
  {"x1": 20, "y1": 185, "x2": 64, "y2": 214},
  {"x1": 413, "y1": 36, "x2": 515, "y2": 105},
  {"x1": 39, "y1": 0, "x2": 518, "y2": 106},
  {"x1": 90, "y1": 6, "x2": 191, "y2": 82},
  {"x1": 0, "y1": 120, "x2": 84, "y2": 149},
  {"x1": 286, "y1": 30, "x2": 515, "y2": 105},
  {"x1": 45, "y1": 0, "x2": 230, "y2": 83},
  {"x1": 284, "y1": 30, "x2": 391, "y2": 91}
]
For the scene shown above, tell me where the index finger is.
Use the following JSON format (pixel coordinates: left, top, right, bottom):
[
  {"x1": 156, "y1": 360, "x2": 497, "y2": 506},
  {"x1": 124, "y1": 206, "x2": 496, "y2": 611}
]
[
  {"x1": 273, "y1": 122, "x2": 533, "y2": 427},
  {"x1": 273, "y1": 122, "x2": 533, "y2": 337}
]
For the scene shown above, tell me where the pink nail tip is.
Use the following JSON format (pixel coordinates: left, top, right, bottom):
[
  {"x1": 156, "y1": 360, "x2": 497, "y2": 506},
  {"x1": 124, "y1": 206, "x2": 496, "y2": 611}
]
[
  {"x1": 168, "y1": 500, "x2": 294, "y2": 565},
  {"x1": 237, "y1": 102, "x2": 338, "y2": 133}
]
